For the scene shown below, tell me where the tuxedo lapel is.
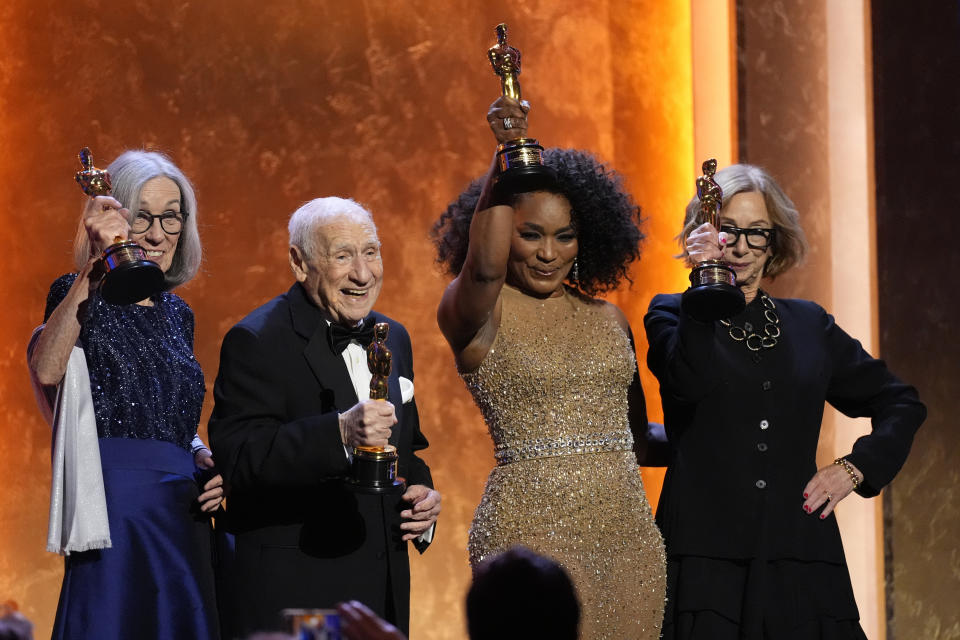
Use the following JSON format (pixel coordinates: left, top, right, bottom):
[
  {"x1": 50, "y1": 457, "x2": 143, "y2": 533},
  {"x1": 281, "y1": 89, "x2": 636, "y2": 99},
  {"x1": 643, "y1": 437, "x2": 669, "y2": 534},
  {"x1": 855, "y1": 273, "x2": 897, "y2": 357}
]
[{"x1": 288, "y1": 284, "x2": 359, "y2": 411}]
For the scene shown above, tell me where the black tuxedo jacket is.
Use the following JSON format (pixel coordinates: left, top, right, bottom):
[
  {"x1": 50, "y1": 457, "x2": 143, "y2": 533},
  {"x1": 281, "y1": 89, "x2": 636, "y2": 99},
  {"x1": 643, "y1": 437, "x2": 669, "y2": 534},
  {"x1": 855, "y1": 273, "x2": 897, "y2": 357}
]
[{"x1": 209, "y1": 283, "x2": 432, "y2": 638}]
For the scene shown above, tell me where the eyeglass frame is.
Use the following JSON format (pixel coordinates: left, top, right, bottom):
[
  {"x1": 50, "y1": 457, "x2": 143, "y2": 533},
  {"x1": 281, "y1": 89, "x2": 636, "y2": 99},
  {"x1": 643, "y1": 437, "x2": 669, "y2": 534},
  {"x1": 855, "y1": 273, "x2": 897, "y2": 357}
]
[
  {"x1": 130, "y1": 211, "x2": 187, "y2": 235},
  {"x1": 720, "y1": 225, "x2": 775, "y2": 250}
]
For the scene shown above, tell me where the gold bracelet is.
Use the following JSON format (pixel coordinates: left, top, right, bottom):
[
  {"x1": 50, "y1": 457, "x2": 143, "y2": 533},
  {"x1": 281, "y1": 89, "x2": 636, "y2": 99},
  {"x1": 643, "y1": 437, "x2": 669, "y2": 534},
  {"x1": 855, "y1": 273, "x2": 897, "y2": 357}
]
[{"x1": 833, "y1": 457, "x2": 861, "y2": 489}]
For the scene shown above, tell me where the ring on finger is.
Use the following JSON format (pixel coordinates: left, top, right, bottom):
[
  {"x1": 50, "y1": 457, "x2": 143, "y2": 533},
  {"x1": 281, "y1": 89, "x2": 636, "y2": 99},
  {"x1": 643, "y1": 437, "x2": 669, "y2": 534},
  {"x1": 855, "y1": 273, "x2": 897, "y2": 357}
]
[{"x1": 503, "y1": 117, "x2": 515, "y2": 129}]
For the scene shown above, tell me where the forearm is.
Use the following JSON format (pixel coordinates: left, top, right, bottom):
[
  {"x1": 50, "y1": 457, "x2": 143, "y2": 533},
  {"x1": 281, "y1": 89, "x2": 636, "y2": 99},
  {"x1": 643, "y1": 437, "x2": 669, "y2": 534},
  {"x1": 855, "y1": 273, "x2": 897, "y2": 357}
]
[
  {"x1": 463, "y1": 152, "x2": 515, "y2": 281},
  {"x1": 29, "y1": 278, "x2": 90, "y2": 386},
  {"x1": 825, "y1": 314, "x2": 927, "y2": 496},
  {"x1": 211, "y1": 412, "x2": 351, "y2": 492},
  {"x1": 843, "y1": 399, "x2": 925, "y2": 497},
  {"x1": 438, "y1": 173, "x2": 514, "y2": 348}
]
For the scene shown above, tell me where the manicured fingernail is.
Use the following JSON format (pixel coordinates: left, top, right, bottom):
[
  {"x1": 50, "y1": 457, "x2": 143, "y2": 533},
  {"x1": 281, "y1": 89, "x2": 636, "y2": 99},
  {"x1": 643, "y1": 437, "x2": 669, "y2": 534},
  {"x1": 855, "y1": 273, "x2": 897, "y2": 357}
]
[
  {"x1": 803, "y1": 505, "x2": 810, "y2": 513},
  {"x1": 803, "y1": 492, "x2": 809, "y2": 498},
  {"x1": 820, "y1": 514, "x2": 826, "y2": 520}
]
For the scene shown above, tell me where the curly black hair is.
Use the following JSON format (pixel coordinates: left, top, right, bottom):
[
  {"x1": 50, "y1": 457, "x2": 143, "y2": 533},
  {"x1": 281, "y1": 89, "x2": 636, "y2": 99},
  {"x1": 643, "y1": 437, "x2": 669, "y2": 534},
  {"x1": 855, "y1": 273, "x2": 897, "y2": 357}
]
[{"x1": 431, "y1": 148, "x2": 644, "y2": 297}]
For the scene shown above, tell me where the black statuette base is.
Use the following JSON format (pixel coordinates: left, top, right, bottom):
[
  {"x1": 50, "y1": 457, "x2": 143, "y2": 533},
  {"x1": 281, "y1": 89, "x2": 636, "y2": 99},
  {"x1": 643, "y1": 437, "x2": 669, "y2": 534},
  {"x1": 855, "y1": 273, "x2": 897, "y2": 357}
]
[
  {"x1": 100, "y1": 259, "x2": 165, "y2": 305},
  {"x1": 682, "y1": 282, "x2": 746, "y2": 322},
  {"x1": 492, "y1": 164, "x2": 558, "y2": 200},
  {"x1": 348, "y1": 453, "x2": 405, "y2": 495}
]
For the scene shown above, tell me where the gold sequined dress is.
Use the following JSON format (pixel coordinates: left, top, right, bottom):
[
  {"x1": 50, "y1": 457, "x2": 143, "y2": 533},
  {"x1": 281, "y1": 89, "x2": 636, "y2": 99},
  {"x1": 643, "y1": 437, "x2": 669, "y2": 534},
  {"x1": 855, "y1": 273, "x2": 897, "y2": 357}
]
[{"x1": 463, "y1": 285, "x2": 666, "y2": 639}]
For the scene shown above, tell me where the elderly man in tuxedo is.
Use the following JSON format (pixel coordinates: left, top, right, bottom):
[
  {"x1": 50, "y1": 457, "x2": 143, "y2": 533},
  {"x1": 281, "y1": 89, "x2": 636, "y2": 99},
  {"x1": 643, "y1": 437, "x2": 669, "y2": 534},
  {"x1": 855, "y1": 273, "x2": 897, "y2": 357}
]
[{"x1": 210, "y1": 197, "x2": 440, "y2": 637}]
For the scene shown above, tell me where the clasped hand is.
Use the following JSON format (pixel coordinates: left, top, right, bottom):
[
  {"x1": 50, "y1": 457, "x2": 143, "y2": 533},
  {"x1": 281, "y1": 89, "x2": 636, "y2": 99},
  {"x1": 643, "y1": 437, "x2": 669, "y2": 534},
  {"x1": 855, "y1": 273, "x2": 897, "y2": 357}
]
[
  {"x1": 399, "y1": 484, "x2": 441, "y2": 541},
  {"x1": 194, "y1": 449, "x2": 224, "y2": 513},
  {"x1": 83, "y1": 195, "x2": 131, "y2": 254},
  {"x1": 486, "y1": 95, "x2": 530, "y2": 143},
  {"x1": 339, "y1": 399, "x2": 397, "y2": 449},
  {"x1": 685, "y1": 222, "x2": 729, "y2": 264}
]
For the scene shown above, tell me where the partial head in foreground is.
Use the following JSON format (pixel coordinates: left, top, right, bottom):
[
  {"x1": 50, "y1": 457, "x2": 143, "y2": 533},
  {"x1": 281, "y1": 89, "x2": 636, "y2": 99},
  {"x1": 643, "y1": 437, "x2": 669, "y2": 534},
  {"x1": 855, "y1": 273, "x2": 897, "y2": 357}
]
[{"x1": 466, "y1": 546, "x2": 579, "y2": 640}]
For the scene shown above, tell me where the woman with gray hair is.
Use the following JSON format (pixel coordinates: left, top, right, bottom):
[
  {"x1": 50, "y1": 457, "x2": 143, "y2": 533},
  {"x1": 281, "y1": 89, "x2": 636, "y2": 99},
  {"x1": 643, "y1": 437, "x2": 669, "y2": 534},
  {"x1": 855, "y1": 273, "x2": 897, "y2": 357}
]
[
  {"x1": 644, "y1": 163, "x2": 925, "y2": 639},
  {"x1": 28, "y1": 150, "x2": 221, "y2": 639}
]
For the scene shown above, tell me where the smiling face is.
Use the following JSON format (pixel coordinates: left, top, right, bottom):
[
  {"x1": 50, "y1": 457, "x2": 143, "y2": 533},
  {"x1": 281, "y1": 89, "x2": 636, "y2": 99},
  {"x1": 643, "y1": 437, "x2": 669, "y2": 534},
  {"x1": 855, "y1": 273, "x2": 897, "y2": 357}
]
[
  {"x1": 130, "y1": 176, "x2": 182, "y2": 273},
  {"x1": 290, "y1": 213, "x2": 383, "y2": 326},
  {"x1": 505, "y1": 191, "x2": 578, "y2": 298},
  {"x1": 720, "y1": 191, "x2": 774, "y2": 300}
]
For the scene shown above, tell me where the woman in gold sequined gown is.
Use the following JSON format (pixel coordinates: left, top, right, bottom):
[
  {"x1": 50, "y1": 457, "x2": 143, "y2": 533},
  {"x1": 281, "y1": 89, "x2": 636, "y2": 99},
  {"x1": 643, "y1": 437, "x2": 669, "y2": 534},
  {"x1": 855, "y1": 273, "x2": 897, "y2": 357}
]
[{"x1": 431, "y1": 97, "x2": 666, "y2": 639}]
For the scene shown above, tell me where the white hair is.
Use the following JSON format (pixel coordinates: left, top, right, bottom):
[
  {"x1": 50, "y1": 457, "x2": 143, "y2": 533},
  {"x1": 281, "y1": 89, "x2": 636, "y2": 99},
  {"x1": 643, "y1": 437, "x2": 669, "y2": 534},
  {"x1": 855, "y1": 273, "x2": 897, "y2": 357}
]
[{"x1": 288, "y1": 197, "x2": 377, "y2": 260}]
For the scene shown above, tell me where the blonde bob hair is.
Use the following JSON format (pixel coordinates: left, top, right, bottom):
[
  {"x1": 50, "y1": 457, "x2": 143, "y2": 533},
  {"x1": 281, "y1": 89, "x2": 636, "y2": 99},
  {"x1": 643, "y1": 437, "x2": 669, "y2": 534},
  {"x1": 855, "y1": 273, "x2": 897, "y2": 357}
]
[
  {"x1": 677, "y1": 163, "x2": 807, "y2": 279},
  {"x1": 72, "y1": 150, "x2": 201, "y2": 289}
]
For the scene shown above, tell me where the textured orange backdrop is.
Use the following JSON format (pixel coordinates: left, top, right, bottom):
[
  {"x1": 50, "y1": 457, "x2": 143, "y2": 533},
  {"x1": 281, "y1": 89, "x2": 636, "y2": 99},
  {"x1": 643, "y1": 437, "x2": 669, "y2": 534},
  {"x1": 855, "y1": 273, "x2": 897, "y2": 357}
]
[{"x1": 0, "y1": 2, "x2": 692, "y2": 638}]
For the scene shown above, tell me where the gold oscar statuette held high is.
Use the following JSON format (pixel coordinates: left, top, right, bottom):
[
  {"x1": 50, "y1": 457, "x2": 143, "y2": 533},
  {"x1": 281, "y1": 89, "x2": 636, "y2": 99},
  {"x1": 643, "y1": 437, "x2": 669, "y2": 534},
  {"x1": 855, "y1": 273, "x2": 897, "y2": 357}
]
[
  {"x1": 680, "y1": 159, "x2": 746, "y2": 321},
  {"x1": 349, "y1": 323, "x2": 405, "y2": 494},
  {"x1": 75, "y1": 148, "x2": 165, "y2": 305},
  {"x1": 487, "y1": 23, "x2": 557, "y2": 197}
]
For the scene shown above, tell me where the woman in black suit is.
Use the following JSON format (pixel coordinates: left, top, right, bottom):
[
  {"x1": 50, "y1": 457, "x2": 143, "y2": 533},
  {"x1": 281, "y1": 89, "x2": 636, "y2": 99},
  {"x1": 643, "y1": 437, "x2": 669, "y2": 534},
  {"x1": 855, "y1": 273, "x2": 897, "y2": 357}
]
[{"x1": 644, "y1": 163, "x2": 925, "y2": 639}]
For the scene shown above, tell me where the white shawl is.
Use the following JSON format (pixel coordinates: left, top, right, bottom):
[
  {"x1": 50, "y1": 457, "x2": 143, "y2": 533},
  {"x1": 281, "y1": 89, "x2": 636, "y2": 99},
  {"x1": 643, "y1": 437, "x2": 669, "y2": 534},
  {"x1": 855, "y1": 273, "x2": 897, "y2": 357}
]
[{"x1": 29, "y1": 327, "x2": 111, "y2": 555}]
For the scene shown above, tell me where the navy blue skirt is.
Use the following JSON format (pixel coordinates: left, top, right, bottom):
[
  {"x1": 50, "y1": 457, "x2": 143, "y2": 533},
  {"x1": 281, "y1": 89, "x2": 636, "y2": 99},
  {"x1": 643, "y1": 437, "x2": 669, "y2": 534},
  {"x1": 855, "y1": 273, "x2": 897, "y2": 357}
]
[{"x1": 52, "y1": 438, "x2": 220, "y2": 640}]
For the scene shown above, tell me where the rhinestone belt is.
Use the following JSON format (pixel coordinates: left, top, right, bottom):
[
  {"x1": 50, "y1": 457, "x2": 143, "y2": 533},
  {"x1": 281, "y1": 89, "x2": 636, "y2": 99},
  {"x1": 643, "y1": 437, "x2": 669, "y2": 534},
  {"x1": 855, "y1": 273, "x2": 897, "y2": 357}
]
[{"x1": 494, "y1": 432, "x2": 634, "y2": 466}]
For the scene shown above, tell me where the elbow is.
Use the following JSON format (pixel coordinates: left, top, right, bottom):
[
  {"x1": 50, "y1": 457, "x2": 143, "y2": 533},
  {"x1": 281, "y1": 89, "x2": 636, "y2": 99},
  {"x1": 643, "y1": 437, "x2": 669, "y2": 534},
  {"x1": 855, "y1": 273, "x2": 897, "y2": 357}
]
[
  {"x1": 28, "y1": 358, "x2": 64, "y2": 388},
  {"x1": 34, "y1": 372, "x2": 64, "y2": 388},
  {"x1": 466, "y1": 264, "x2": 507, "y2": 285}
]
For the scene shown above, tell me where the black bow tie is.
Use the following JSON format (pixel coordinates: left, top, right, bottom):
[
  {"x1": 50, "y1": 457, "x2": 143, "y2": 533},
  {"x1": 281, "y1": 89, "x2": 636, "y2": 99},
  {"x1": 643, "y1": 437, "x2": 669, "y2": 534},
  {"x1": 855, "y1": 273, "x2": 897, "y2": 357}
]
[{"x1": 329, "y1": 319, "x2": 376, "y2": 353}]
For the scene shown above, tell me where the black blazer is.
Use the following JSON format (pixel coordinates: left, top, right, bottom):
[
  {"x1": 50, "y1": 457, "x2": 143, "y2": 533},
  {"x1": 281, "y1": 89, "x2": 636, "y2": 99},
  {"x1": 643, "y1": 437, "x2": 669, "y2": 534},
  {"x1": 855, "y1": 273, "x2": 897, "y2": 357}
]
[
  {"x1": 644, "y1": 293, "x2": 924, "y2": 562},
  {"x1": 209, "y1": 283, "x2": 432, "y2": 637}
]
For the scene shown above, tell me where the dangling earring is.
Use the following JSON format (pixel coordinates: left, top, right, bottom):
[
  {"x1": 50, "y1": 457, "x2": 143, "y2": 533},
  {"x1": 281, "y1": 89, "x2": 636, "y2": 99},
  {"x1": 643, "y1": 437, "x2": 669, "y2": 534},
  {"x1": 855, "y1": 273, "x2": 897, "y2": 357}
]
[{"x1": 571, "y1": 258, "x2": 579, "y2": 282}]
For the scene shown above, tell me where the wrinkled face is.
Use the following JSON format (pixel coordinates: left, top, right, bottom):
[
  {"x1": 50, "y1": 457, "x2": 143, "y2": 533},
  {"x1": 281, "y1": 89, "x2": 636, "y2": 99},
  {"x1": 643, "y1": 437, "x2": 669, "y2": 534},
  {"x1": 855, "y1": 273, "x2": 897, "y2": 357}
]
[
  {"x1": 291, "y1": 214, "x2": 383, "y2": 326},
  {"x1": 720, "y1": 191, "x2": 773, "y2": 293},
  {"x1": 505, "y1": 191, "x2": 578, "y2": 298},
  {"x1": 131, "y1": 177, "x2": 182, "y2": 273}
]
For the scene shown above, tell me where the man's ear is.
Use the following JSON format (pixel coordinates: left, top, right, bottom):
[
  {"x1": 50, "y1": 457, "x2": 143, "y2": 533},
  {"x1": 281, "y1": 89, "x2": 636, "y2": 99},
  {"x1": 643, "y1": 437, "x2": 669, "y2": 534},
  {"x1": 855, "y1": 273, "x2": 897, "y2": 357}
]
[{"x1": 289, "y1": 245, "x2": 308, "y2": 282}]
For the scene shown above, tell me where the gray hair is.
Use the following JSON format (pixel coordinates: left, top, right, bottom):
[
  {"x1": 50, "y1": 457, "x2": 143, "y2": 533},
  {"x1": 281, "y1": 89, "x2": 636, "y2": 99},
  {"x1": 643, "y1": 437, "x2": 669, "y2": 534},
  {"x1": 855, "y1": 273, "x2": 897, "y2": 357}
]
[
  {"x1": 72, "y1": 150, "x2": 202, "y2": 288},
  {"x1": 288, "y1": 197, "x2": 377, "y2": 260},
  {"x1": 677, "y1": 163, "x2": 808, "y2": 279}
]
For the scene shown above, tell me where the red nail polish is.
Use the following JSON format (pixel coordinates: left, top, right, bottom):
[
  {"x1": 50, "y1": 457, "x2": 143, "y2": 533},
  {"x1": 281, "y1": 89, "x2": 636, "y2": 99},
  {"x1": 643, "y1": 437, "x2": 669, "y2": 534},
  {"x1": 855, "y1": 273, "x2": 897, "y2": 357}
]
[
  {"x1": 820, "y1": 513, "x2": 826, "y2": 520},
  {"x1": 804, "y1": 505, "x2": 810, "y2": 513},
  {"x1": 803, "y1": 492, "x2": 809, "y2": 498}
]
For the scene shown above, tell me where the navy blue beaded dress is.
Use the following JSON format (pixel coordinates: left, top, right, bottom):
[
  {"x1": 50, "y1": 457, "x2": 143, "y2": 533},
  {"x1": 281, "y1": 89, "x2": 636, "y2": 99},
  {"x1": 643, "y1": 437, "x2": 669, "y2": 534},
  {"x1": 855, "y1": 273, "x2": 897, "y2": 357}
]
[{"x1": 45, "y1": 274, "x2": 219, "y2": 640}]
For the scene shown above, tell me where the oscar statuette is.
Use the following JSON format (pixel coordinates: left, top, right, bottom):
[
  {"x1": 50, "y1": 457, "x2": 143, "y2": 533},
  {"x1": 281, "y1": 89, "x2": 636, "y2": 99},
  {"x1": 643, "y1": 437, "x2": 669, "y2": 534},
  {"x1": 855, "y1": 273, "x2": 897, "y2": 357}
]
[
  {"x1": 487, "y1": 23, "x2": 557, "y2": 197},
  {"x1": 349, "y1": 323, "x2": 405, "y2": 494},
  {"x1": 681, "y1": 159, "x2": 746, "y2": 321},
  {"x1": 75, "y1": 147, "x2": 165, "y2": 305}
]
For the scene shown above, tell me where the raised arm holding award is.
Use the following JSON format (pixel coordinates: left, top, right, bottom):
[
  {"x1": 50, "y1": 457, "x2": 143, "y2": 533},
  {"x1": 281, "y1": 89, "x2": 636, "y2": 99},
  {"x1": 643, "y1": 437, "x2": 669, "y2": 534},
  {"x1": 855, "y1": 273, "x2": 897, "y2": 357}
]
[
  {"x1": 486, "y1": 23, "x2": 557, "y2": 197},
  {"x1": 75, "y1": 147, "x2": 165, "y2": 305},
  {"x1": 680, "y1": 158, "x2": 746, "y2": 320},
  {"x1": 432, "y1": 34, "x2": 667, "y2": 635}
]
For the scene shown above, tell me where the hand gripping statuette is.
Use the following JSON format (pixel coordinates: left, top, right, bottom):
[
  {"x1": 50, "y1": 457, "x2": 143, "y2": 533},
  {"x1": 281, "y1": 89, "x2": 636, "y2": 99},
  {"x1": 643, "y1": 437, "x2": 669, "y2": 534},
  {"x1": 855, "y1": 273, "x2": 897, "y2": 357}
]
[
  {"x1": 487, "y1": 23, "x2": 556, "y2": 198},
  {"x1": 75, "y1": 147, "x2": 165, "y2": 305},
  {"x1": 681, "y1": 159, "x2": 746, "y2": 321},
  {"x1": 349, "y1": 323, "x2": 404, "y2": 494}
]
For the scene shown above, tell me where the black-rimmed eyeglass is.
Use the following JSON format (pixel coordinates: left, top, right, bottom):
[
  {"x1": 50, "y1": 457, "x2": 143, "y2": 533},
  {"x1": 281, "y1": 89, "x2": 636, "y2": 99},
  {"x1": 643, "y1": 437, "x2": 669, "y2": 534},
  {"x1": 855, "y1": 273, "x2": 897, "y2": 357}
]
[
  {"x1": 131, "y1": 212, "x2": 186, "y2": 235},
  {"x1": 720, "y1": 225, "x2": 774, "y2": 250}
]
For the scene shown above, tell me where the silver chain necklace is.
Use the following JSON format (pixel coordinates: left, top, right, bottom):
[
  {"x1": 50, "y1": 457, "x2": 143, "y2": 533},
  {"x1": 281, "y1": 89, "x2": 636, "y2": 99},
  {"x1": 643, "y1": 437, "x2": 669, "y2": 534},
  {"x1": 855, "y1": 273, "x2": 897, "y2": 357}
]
[{"x1": 719, "y1": 291, "x2": 781, "y2": 351}]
